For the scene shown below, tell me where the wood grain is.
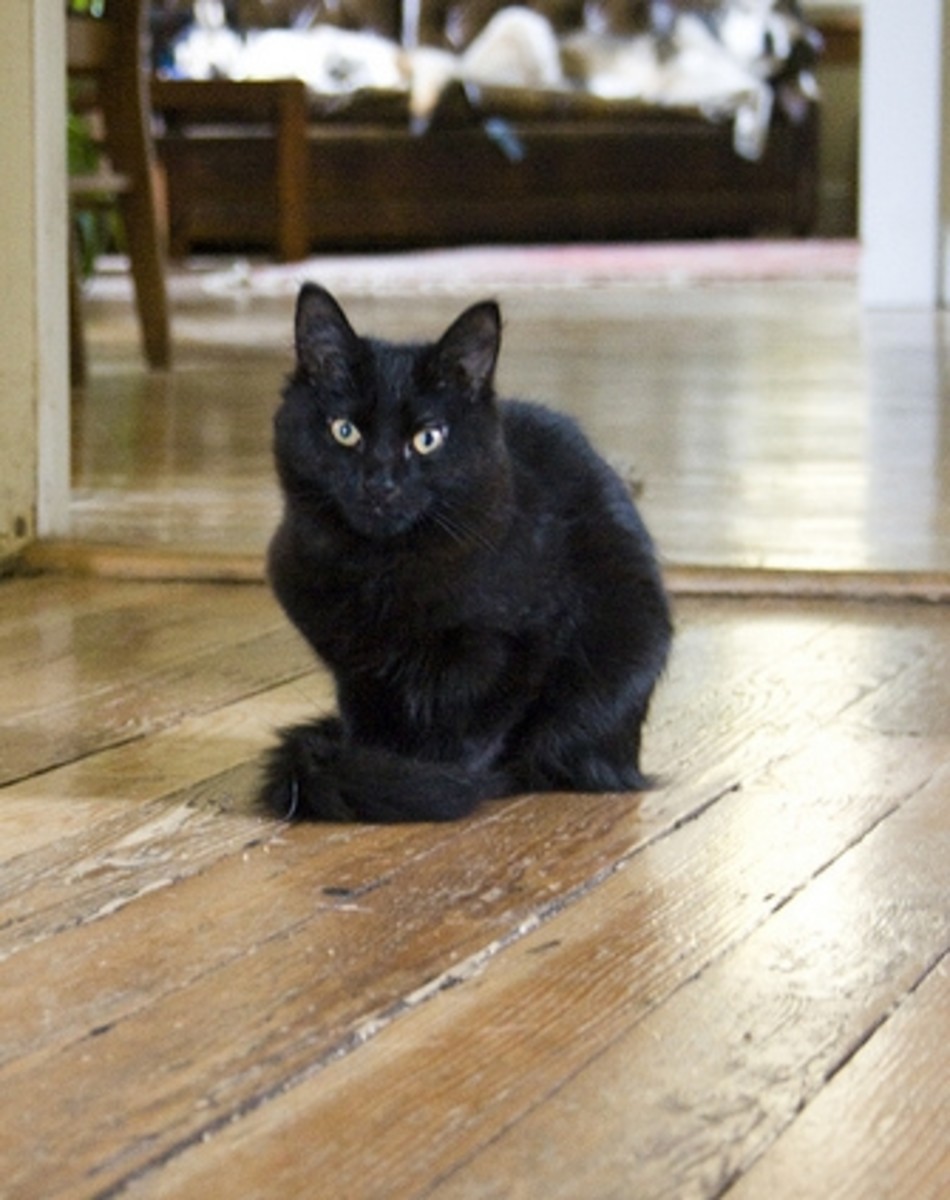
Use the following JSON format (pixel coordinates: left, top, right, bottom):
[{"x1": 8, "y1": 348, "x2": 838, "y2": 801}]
[
  {"x1": 726, "y1": 955, "x2": 950, "y2": 1200},
  {"x1": 0, "y1": 580, "x2": 947, "y2": 1199},
  {"x1": 0, "y1": 580, "x2": 311, "y2": 786},
  {"x1": 416, "y1": 780, "x2": 949, "y2": 1200},
  {"x1": 111, "y1": 735, "x2": 950, "y2": 1200}
]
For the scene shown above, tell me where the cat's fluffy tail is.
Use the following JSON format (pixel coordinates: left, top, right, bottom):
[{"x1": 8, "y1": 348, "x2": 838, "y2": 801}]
[{"x1": 260, "y1": 717, "x2": 508, "y2": 823}]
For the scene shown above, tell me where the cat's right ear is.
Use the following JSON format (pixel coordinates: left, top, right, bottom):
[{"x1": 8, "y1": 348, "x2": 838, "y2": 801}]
[{"x1": 294, "y1": 284, "x2": 359, "y2": 387}]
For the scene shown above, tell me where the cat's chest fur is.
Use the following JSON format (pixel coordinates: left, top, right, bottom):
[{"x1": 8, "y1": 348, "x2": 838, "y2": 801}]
[{"x1": 273, "y1": 470, "x2": 565, "y2": 675}]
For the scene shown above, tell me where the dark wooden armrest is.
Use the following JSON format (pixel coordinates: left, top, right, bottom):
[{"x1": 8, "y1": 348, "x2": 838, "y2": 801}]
[
  {"x1": 151, "y1": 78, "x2": 306, "y2": 122},
  {"x1": 152, "y1": 78, "x2": 310, "y2": 262}
]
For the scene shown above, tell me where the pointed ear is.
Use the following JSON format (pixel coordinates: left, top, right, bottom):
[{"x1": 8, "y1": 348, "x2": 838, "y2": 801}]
[
  {"x1": 294, "y1": 283, "x2": 360, "y2": 386},
  {"x1": 429, "y1": 301, "x2": 501, "y2": 399}
]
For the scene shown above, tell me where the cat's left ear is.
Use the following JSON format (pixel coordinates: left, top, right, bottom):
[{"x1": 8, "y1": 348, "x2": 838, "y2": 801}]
[{"x1": 429, "y1": 301, "x2": 501, "y2": 400}]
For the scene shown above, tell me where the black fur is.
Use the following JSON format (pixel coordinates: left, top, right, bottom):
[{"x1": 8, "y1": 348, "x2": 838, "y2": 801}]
[{"x1": 261, "y1": 284, "x2": 672, "y2": 822}]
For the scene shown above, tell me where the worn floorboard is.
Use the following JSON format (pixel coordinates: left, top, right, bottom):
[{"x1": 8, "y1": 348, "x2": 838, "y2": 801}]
[
  {"x1": 1, "y1": 582, "x2": 947, "y2": 1200},
  {"x1": 726, "y1": 953, "x2": 950, "y2": 1200}
]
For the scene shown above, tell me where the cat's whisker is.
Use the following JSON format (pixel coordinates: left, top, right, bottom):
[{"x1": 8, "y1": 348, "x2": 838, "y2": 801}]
[
  {"x1": 429, "y1": 503, "x2": 500, "y2": 554},
  {"x1": 284, "y1": 776, "x2": 300, "y2": 822},
  {"x1": 426, "y1": 509, "x2": 468, "y2": 547}
]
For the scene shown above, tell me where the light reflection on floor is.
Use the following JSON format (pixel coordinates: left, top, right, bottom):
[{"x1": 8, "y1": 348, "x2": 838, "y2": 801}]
[{"x1": 72, "y1": 277, "x2": 950, "y2": 572}]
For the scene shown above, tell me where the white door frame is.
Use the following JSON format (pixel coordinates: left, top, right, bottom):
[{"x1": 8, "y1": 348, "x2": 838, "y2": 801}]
[
  {"x1": 0, "y1": 1, "x2": 70, "y2": 549},
  {"x1": 860, "y1": 0, "x2": 950, "y2": 307}
]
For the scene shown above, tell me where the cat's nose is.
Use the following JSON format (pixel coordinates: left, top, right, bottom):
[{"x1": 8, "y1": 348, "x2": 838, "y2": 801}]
[{"x1": 362, "y1": 474, "x2": 399, "y2": 507}]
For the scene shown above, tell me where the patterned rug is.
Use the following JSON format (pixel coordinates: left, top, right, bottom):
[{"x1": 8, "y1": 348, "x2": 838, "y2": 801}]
[{"x1": 88, "y1": 239, "x2": 860, "y2": 303}]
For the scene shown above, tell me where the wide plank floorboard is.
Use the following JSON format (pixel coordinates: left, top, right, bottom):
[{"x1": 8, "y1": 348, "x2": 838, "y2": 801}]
[
  {"x1": 0, "y1": 576, "x2": 947, "y2": 1199},
  {"x1": 0, "y1": 579, "x2": 312, "y2": 787},
  {"x1": 726, "y1": 954, "x2": 950, "y2": 1200},
  {"x1": 134, "y1": 773, "x2": 947, "y2": 1200}
]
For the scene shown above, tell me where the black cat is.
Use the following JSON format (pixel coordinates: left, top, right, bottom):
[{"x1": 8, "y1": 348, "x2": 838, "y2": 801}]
[{"x1": 261, "y1": 284, "x2": 672, "y2": 822}]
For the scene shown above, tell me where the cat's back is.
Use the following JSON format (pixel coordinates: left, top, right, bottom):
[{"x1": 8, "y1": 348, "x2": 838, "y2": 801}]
[
  {"x1": 500, "y1": 398, "x2": 589, "y2": 470},
  {"x1": 500, "y1": 399, "x2": 644, "y2": 535},
  {"x1": 499, "y1": 399, "x2": 669, "y2": 675}
]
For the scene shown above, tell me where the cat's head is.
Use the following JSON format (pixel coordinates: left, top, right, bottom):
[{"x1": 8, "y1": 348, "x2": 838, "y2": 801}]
[{"x1": 275, "y1": 284, "x2": 509, "y2": 541}]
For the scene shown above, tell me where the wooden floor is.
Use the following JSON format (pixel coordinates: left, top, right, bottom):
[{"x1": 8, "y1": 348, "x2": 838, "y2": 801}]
[
  {"x1": 64, "y1": 259, "x2": 950, "y2": 574},
  {"x1": 2, "y1": 251, "x2": 949, "y2": 1198}
]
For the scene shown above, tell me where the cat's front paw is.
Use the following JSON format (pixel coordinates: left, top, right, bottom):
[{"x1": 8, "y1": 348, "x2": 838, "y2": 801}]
[{"x1": 259, "y1": 718, "x2": 356, "y2": 822}]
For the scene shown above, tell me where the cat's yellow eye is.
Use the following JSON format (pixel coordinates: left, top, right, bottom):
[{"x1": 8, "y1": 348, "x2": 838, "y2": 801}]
[
  {"x1": 412, "y1": 426, "x2": 446, "y2": 456},
  {"x1": 329, "y1": 418, "x2": 362, "y2": 448}
]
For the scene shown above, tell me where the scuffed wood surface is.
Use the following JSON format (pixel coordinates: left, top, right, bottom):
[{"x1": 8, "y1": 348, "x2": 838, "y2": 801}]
[{"x1": 0, "y1": 578, "x2": 947, "y2": 1200}]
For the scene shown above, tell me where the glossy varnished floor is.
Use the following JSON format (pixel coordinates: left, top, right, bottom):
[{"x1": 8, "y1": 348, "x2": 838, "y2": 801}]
[
  {"x1": 68, "y1": 257, "x2": 950, "y2": 573},
  {"x1": 1, "y1": 578, "x2": 947, "y2": 1198},
  {"x1": 3, "y1": 250, "x2": 949, "y2": 1198}
]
